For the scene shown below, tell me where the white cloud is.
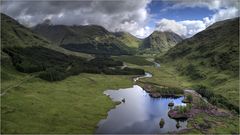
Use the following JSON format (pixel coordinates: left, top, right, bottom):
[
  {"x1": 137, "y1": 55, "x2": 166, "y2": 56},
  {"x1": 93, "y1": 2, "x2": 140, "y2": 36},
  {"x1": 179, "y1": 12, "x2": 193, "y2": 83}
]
[
  {"x1": 1, "y1": 0, "x2": 152, "y2": 38},
  {"x1": 180, "y1": 20, "x2": 206, "y2": 36},
  {"x1": 157, "y1": 0, "x2": 239, "y2": 37},
  {"x1": 156, "y1": 19, "x2": 187, "y2": 36},
  {"x1": 206, "y1": 7, "x2": 239, "y2": 25},
  {"x1": 162, "y1": 0, "x2": 238, "y2": 11},
  {"x1": 1, "y1": 0, "x2": 239, "y2": 38}
]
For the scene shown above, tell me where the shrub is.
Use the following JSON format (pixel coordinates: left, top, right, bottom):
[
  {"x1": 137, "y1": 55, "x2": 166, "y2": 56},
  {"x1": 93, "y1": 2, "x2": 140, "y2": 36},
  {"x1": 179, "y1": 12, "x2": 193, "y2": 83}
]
[
  {"x1": 39, "y1": 68, "x2": 67, "y2": 81},
  {"x1": 3, "y1": 46, "x2": 145, "y2": 82},
  {"x1": 195, "y1": 85, "x2": 239, "y2": 113},
  {"x1": 159, "y1": 118, "x2": 165, "y2": 128},
  {"x1": 178, "y1": 106, "x2": 187, "y2": 113},
  {"x1": 184, "y1": 64, "x2": 206, "y2": 80},
  {"x1": 187, "y1": 104, "x2": 192, "y2": 110},
  {"x1": 186, "y1": 95, "x2": 193, "y2": 102},
  {"x1": 197, "y1": 101, "x2": 208, "y2": 110},
  {"x1": 155, "y1": 87, "x2": 184, "y2": 95}
]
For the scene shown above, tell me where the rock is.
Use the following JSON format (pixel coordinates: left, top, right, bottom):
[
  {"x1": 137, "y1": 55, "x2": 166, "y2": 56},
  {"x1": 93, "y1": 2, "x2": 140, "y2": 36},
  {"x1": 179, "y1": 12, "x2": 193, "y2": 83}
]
[
  {"x1": 168, "y1": 102, "x2": 174, "y2": 107},
  {"x1": 168, "y1": 109, "x2": 189, "y2": 119},
  {"x1": 176, "y1": 121, "x2": 181, "y2": 128},
  {"x1": 143, "y1": 85, "x2": 153, "y2": 93},
  {"x1": 149, "y1": 92, "x2": 161, "y2": 98},
  {"x1": 122, "y1": 98, "x2": 125, "y2": 103},
  {"x1": 182, "y1": 98, "x2": 190, "y2": 103},
  {"x1": 159, "y1": 118, "x2": 165, "y2": 128}
]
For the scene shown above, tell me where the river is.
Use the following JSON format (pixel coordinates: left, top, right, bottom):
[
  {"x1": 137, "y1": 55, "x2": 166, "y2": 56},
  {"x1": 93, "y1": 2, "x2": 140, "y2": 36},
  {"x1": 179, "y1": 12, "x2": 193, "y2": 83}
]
[{"x1": 96, "y1": 63, "x2": 187, "y2": 134}]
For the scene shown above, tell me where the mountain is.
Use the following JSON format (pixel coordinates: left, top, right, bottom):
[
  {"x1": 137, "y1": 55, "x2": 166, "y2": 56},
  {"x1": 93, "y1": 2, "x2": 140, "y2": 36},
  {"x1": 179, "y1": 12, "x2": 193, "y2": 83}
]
[
  {"x1": 33, "y1": 23, "x2": 134, "y2": 55},
  {"x1": 157, "y1": 17, "x2": 239, "y2": 106},
  {"x1": 140, "y1": 31, "x2": 183, "y2": 54},
  {"x1": 114, "y1": 32, "x2": 143, "y2": 48},
  {"x1": 1, "y1": 13, "x2": 144, "y2": 82},
  {"x1": 1, "y1": 13, "x2": 91, "y2": 59},
  {"x1": 1, "y1": 13, "x2": 51, "y2": 48}
]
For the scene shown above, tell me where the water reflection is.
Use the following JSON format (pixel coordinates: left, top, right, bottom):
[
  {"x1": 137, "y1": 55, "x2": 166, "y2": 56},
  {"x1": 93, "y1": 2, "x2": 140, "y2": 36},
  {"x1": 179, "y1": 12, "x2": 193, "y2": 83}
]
[{"x1": 96, "y1": 85, "x2": 187, "y2": 134}]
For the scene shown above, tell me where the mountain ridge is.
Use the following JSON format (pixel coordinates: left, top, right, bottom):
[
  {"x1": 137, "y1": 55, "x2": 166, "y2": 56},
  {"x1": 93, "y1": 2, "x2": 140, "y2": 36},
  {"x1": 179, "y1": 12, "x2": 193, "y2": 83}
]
[
  {"x1": 157, "y1": 17, "x2": 239, "y2": 106},
  {"x1": 33, "y1": 22, "x2": 136, "y2": 55}
]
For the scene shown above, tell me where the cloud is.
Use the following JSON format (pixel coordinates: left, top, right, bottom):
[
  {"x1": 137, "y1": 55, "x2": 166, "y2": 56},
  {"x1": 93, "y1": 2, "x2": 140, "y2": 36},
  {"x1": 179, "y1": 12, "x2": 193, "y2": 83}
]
[
  {"x1": 1, "y1": 0, "x2": 238, "y2": 38},
  {"x1": 156, "y1": 19, "x2": 187, "y2": 36},
  {"x1": 156, "y1": 6, "x2": 238, "y2": 38},
  {"x1": 162, "y1": 0, "x2": 239, "y2": 11},
  {"x1": 204, "y1": 7, "x2": 239, "y2": 26},
  {"x1": 1, "y1": 0, "x2": 152, "y2": 38},
  {"x1": 157, "y1": 0, "x2": 239, "y2": 37}
]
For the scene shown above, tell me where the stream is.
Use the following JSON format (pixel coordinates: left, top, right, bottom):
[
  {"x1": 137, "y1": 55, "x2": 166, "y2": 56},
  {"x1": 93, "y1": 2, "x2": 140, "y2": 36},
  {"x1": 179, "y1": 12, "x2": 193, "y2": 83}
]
[{"x1": 96, "y1": 63, "x2": 187, "y2": 134}]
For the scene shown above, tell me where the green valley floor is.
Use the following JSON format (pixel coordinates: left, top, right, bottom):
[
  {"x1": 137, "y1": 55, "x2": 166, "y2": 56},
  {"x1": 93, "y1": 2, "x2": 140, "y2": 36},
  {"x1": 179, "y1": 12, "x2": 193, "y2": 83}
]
[
  {"x1": 1, "y1": 56, "x2": 239, "y2": 134},
  {"x1": 1, "y1": 66, "x2": 134, "y2": 133}
]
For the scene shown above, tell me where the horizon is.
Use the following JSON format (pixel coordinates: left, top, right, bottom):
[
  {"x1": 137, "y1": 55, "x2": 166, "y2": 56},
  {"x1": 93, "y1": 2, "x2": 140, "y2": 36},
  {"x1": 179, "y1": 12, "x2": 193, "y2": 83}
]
[{"x1": 1, "y1": 0, "x2": 239, "y2": 38}]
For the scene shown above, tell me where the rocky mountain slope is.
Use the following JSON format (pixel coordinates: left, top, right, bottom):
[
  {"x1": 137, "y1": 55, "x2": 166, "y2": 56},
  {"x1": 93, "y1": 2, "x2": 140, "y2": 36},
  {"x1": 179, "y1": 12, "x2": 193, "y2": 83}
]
[
  {"x1": 114, "y1": 32, "x2": 143, "y2": 48},
  {"x1": 140, "y1": 31, "x2": 183, "y2": 54}
]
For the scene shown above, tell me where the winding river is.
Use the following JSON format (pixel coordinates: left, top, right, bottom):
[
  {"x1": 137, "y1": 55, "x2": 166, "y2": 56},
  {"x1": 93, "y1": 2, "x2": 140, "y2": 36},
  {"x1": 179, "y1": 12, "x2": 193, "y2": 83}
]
[{"x1": 96, "y1": 64, "x2": 187, "y2": 134}]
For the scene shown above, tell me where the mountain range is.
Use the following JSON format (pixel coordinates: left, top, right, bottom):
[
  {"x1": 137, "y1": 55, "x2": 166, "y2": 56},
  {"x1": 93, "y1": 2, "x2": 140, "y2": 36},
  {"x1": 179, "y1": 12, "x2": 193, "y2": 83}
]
[{"x1": 33, "y1": 19, "x2": 183, "y2": 55}]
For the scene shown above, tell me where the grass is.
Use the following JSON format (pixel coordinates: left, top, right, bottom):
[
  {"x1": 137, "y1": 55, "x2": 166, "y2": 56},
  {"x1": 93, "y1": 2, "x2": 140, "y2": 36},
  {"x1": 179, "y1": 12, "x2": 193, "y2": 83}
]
[
  {"x1": 1, "y1": 66, "x2": 133, "y2": 133},
  {"x1": 187, "y1": 113, "x2": 239, "y2": 134},
  {"x1": 138, "y1": 65, "x2": 192, "y2": 89},
  {"x1": 112, "y1": 55, "x2": 154, "y2": 66},
  {"x1": 155, "y1": 17, "x2": 239, "y2": 107},
  {"x1": 137, "y1": 61, "x2": 239, "y2": 108},
  {"x1": 130, "y1": 57, "x2": 239, "y2": 134}
]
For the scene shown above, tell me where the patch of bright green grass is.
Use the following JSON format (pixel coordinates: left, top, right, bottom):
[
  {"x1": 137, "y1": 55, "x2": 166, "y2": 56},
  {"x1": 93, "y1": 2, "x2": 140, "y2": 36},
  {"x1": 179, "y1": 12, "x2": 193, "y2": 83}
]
[
  {"x1": 139, "y1": 65, "x2": 192, "y2": 89},
  {"x1": 1, "y1": 66, "x2": 133, "y2": 133},
  {"x1": 112, "y1": 55, "x2": 154, "y2": 66},
  {"x1": 187, "y1": 113, "x2": 239, "y2": 134}
]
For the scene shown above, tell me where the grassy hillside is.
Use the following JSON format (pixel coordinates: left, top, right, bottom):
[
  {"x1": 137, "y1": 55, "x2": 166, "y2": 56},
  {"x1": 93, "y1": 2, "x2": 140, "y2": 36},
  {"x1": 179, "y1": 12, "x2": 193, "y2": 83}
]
[
  {"x1": 140, "y1": 31, "x2": 182, "y2": 54},
  {"x1": 33, "y1": 23, "x2": 135, "y2": 55},
  {"x1": 1, "y1": 13, "x2": 145, "y2": 133},
  {"x1": 1, "y1": 13, "x2": 92, "y2": 59},
  {"x1": 156, "y1": 17, "x2": 239, "y2": 107},
  {"x1": 1, "y1": 14, "x2": 145, "y2": 82},
  {"x1": 1, "y1": 14, "x2": 51, "y2": 48},
  {"x1": 114, "y1": 32, "x2": 143, "y2": 48}
]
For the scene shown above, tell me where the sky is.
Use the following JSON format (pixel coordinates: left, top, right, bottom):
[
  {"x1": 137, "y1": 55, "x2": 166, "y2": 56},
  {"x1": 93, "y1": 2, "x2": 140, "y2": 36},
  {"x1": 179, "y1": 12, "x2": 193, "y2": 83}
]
[{"x1": 1, "y1": 0, "x2": 239, "y2": 38}]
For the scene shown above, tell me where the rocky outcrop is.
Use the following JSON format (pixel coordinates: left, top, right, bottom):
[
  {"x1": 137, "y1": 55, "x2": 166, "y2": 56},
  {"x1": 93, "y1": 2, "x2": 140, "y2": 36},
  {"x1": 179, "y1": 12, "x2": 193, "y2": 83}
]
[
  {"x1": 149, "y1": 92, "x2": 161, "y2": 98},
  {"x1": 168, "y1": 109, "x2": 190, "y2": 119}
]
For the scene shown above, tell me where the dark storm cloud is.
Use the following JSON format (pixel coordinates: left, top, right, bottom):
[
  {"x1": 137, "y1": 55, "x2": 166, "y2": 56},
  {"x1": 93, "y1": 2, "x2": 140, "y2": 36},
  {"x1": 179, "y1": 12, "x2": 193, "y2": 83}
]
[{"x1": 1, "y1": 0, "x2": 152, "y2": 38}]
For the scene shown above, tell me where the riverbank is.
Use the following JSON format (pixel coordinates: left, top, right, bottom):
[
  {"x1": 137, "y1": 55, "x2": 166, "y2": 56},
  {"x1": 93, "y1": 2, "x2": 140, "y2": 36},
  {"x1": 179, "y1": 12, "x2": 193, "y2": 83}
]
[
  {"x1": 1, "y1": 65, "x2": 135, "y2": 133},
  {"x1": 117, "y1": 57, "x2": 239, "y2": 134}
]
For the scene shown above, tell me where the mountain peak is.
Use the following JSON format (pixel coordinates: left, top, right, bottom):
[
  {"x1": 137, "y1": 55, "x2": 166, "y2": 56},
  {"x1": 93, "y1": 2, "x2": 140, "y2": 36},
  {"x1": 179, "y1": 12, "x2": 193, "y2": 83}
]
[{"x1": 140, "y1": 30, "x2": 183, "y2": 54}]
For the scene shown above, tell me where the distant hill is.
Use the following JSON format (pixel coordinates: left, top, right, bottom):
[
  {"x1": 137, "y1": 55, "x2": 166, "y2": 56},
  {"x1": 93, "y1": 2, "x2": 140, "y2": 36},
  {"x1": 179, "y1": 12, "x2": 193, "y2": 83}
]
[
  {"x1": 157, "y1": 17, "x2": 239, "y2": 106},
  {"x1": 114, "y1": 32, "x2": 143, "y2": 48},
  {"x1": 33, "y1": 23, "x2": 134, "y2": 55},
  {"x1": 140, "y1": 31, "x2": 183, "y2": 54}
]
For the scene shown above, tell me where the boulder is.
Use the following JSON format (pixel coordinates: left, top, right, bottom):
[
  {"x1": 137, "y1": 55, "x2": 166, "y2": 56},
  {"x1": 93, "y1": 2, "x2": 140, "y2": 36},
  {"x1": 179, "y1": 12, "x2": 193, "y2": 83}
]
[
  {"x1": 168, "y1": 102, "x2": 174, "y2": 107},
  {"x1": 149, "y1": 92, "x2": 161, "y2": 98},
  {"x1": 168, "y1": 109, "x2": 189, "y2": 119}
]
